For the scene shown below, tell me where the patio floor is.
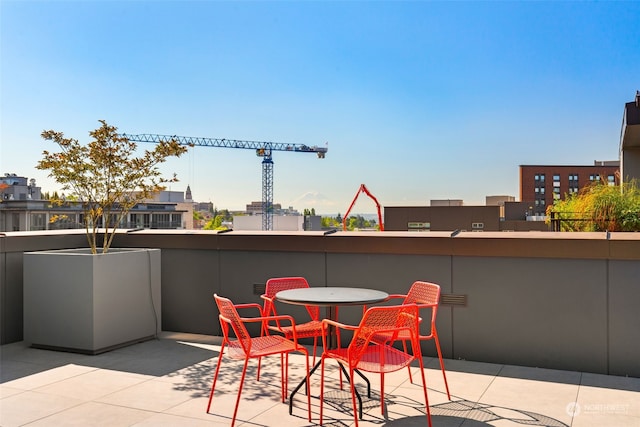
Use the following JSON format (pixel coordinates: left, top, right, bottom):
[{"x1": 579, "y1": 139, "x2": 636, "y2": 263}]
[{"x1": 1, "y1": 332, "x2": 638, "y2": 427}]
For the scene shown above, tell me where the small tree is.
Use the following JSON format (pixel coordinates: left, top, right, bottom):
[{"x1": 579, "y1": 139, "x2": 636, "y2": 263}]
[{"x1": 37, "y1": 120, "x2": 188, "y2": 253}]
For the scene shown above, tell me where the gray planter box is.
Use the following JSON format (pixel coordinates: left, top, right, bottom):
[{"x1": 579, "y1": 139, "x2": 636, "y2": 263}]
[{"x1": 24, "y1": 248, "x2": 161, "y2": 354}]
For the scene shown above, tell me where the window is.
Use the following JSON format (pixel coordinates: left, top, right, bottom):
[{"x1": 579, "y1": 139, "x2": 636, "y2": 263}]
[
  {"x1": 408, "y1": 222, "x2": 430, "y2": 231},
  {"x1": 568, "y1": 174, "x2": 579, "y2": 191},
  {"x1": 12, "y1": 213, "x2": 20, "y2": 231},
  {"x1": 553, "y1": 175, "x2": 560, "y2": 181},
  {"x1": 171, "y1": 214, "x2": 182, "y2": 228},
  {"x1": 30, "y1": 213, "x2": 46, "y2": 231},
  {"x1": 608, "y1": 175, "x2": 616, "y2": 186},
  {"x1": 130, "y1": 213, "x2": 150, "y2": 228},
  {"x1": 152, "y1": 213, "x2": 171, "y2": 228},
  {"x1": 471, "y1": 222, "x2": 484, "y2": 230}
]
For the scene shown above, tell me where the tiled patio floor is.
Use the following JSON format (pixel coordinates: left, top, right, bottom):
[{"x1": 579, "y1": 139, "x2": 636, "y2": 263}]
[{"x1": 1, "y1": 332, "x2": 638, "y2": 426}]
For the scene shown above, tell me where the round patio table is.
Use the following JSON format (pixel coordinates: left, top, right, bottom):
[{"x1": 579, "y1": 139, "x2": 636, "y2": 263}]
[
  {"x1": 275, "y1": 286, "x2": 389, "y2": 417},
  {"x1": 275, "y1": 286, "x2": 389, "y2": 310}
]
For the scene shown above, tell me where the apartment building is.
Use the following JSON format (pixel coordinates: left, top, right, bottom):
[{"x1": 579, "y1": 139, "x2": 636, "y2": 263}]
[
  {"x1": 519, "y1": 162, "x2": 620, "y2": 216},
  {"x1": 620, "y1": 91, "x2": 640, "y2": 181},
  {"x1": 0, "y1": 174, "x2": 190, "y2": 232}
]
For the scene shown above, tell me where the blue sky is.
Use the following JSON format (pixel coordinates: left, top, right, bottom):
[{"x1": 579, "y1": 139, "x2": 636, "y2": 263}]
[{"x1": 2, "y1": 1, "x2": 639, "y2": 214}]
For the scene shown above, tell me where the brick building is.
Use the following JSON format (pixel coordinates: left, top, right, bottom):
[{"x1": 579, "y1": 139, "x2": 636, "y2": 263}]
[{"x1": 519, "y1": 162, "x2": 619, "y2": 216}]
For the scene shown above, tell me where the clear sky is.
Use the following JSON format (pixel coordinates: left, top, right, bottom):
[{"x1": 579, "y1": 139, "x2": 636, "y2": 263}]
[{"x1": 1, "y1": 1, "x2": 639, "y2": 214}]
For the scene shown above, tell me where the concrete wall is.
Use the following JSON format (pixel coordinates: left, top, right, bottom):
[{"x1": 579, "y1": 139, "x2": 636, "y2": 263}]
[{"x1": 1, "y1": 229, "x2": 638, "y2": 377}]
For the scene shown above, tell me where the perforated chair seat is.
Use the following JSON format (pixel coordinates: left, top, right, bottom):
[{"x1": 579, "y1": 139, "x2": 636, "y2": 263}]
[
  {"x1": 324, "y1": 345, "x2": 414, "y2": 373},
  {"x1": 226, "y1": 335, "x2": 301, "y2": 359}
]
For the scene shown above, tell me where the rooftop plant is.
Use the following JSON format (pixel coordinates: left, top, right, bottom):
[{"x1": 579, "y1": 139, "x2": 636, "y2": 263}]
[
  {"x1": 37, "y1": 120, "x2": 188, "y2": 253},
  {"x1": 546, "y1": 179, "x2": 640, "y2": 231}
]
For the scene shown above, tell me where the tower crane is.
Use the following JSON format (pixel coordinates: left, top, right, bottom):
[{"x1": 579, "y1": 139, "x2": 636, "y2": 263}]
[{"x1": 121, "y1": 133, "x2": 328, "y2": 230}]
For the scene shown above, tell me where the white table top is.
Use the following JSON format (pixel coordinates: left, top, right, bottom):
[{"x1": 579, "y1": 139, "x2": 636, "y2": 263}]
[{"x1": 275, "y1": 287, "x2": 389, "y2": 306}]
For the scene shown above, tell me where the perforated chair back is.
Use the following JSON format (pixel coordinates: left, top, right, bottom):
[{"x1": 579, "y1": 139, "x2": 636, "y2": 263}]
[
  {"x1": 214, "y1": 294, "x2": 252, "y2": 356},
  {"x1": 264, "y1": 277, "x2": 320, "y2": 321},
  {"x1": 404, "y1": 281, "x2": 441, "y2": 336},
  {"x1": 348, "y1": 304, "x2": 419, "y2": 368}
]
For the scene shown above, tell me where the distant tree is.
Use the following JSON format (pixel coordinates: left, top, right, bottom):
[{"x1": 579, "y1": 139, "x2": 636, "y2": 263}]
[
  {"x1": 347, "y1": 216, "x2": 360, "y2": 230},
  {"x1": 193, "y1": 211, "x2": 204, "y2": 228},
  {"x1": 204, "y1": 214, "x2": 229, "y2": 230},
  {"x1": 219, "y1": 209, "x2": 233, "y2": 221},
  {"x1": 321, "y1": 216, "x2": 341, "y2": 228}
]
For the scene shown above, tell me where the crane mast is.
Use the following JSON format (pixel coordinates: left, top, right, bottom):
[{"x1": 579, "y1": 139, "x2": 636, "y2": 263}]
[{"x1": 121, "y1": 133, "x2": 327, "y2": 230}]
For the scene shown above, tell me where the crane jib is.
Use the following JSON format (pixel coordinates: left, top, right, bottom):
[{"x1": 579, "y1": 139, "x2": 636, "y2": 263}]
[{"x1": 121, "y1": 133, "x2": 328, "y2": 155}]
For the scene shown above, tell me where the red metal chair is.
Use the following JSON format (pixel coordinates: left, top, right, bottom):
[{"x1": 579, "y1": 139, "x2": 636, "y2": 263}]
[
  {"x1": 319, "y1": 304, "x2": 432, "y2": 427},
  {"x1": 377, "y1": 281, "x2": 451, "y2": 400},
  {"x1": 259, "y1": 277, "x2": 323, "y2": 371},
  {"x1": 207, "y1": 294, "x2": 311, "y2": 426}
]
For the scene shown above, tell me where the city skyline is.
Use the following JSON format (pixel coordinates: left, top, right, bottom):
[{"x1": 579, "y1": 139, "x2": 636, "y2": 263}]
[{"x1": 1, "y1": 1, "x2": 639, "y2": 214}]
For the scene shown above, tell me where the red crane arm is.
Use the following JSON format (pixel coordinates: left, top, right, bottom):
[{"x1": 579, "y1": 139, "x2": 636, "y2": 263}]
[{"x1": 342, "y1": 184, "x2": 384, "y2": 231}]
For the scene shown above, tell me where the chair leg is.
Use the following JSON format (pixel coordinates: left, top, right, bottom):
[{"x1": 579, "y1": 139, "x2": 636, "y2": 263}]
[
  {"x1": 319, "y1": 357, "x2": 326, "y2": 425},
  {"x1": 256, "y1": 356, "x2": 262, "y2": 381},
  {"x1": 312, "y1": 336, "x2": 318, "y2": 367},
  {"x1": 230, "y1": 357, "x2": 250, "y2": 427},
  {"x1": 380, "y1": 372, "x2": 385, "y2": 415},
  {"x1": 282, "y1": 352, "x2": 293, "y2": 404},
  {"x1": 433, "y1": 331, "x2": 451, "y2": 400},
  {"x1": 302, "y1": 350, "x2": 312, "y2": 422},
  {"x1": 349, "y1": 368, "x2": 360, "y2": 427},
  {"x1": 206, "y1": 343, "x2": 226, "y2": 413},
  {"x1": 415, "y1": 354, "x2": 433, "y2": 427},
  {"x1": 403, "y1": 340, "x2": 413, "y2": 383}
]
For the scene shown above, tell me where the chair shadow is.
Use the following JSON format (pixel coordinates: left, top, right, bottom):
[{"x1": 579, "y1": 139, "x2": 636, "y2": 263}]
[
  {"x1": 174, "y1": 349, "x2": 570, "y2": 427},
  {"x1": 306, "y1": 379, "x2": 569, "y2": 427}
]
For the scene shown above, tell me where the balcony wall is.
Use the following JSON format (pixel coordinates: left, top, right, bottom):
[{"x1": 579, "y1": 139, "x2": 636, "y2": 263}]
[{"x1": 1, "y1": 229, "x2": 638, "y2": 377}]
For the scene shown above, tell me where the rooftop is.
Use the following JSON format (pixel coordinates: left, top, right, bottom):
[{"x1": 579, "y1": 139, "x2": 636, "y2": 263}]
[{"x1": 2, "y1": 332, "x2": 638, "y2": 427}]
